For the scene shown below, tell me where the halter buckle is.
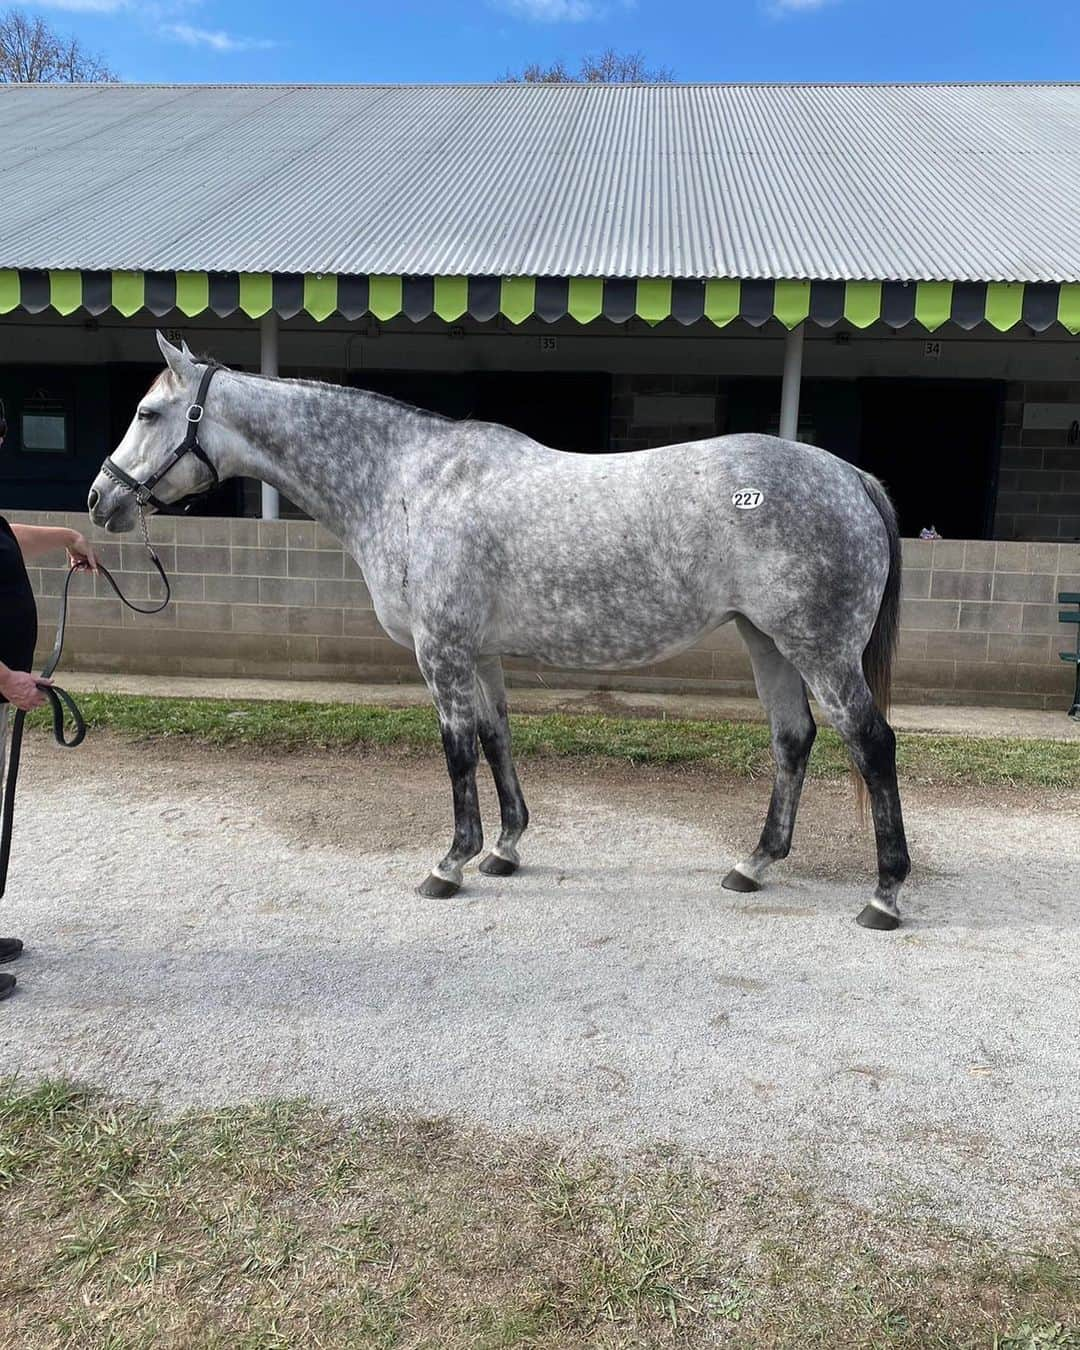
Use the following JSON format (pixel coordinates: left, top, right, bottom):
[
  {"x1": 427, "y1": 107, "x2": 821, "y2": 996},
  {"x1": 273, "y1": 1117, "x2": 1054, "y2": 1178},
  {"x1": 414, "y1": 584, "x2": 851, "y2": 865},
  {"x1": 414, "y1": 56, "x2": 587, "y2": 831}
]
[{"x1": 186, "y1": 404, "x2": 204, "y2": 424}]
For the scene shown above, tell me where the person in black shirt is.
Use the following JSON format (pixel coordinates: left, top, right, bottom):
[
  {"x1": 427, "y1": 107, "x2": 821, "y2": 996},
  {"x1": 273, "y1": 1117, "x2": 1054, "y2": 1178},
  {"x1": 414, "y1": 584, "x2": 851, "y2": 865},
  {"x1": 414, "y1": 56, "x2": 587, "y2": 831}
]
[{"x1": 0, "y1": 398, "x2": 99, "y2": 1001}]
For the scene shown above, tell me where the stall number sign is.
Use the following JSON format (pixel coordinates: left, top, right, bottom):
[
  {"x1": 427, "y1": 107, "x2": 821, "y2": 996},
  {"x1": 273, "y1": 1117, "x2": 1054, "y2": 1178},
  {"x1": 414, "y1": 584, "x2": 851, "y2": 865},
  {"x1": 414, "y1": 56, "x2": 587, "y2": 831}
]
[{"x1": 924, "y1": 340, "x2": 942, "y2": 359}]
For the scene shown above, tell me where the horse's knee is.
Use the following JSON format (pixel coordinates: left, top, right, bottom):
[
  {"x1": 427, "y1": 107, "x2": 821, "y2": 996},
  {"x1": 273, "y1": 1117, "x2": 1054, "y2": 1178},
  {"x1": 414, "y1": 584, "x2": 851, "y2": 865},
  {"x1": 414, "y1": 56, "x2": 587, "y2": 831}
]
[{"x1": 774, "y1": 719, "x2": 816, "y2": 770}]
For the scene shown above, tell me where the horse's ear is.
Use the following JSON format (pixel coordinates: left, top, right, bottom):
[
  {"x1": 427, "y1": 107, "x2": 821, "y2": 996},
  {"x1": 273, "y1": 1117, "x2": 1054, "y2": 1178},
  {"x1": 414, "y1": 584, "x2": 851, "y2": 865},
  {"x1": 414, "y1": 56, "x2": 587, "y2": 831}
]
[{"x1": 156, "y1": 330, "x2": 194, "y2": 382}]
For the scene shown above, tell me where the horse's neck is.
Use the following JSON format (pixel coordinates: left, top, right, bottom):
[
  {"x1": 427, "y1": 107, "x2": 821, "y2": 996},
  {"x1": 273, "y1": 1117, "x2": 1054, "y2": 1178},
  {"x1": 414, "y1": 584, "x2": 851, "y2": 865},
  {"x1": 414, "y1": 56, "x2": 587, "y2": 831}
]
[{"x1": 216, "y1": 373, "x2": 408, "y2": 538}]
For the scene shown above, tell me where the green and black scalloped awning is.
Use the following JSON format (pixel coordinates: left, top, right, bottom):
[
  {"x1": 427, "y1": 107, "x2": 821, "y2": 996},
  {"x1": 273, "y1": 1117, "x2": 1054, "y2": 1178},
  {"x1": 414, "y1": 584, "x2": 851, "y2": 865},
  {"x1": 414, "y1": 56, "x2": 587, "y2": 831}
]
[{"x1": 3, "y1": 269, "x2": 1080, "y2": 333}]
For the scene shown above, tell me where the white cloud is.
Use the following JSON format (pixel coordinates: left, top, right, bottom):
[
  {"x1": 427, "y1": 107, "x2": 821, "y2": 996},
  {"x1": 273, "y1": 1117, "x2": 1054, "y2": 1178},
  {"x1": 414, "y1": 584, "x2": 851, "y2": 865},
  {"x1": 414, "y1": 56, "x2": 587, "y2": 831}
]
[
  {"x1": 164, "y1": 22, "x2": 277, "y2": 51},
  {"x1": 768, "y1": 0, "x2": 836, "y2": 10},
  {"x1": 496, "y1": 0, "x2": 598, "y2": 21}
]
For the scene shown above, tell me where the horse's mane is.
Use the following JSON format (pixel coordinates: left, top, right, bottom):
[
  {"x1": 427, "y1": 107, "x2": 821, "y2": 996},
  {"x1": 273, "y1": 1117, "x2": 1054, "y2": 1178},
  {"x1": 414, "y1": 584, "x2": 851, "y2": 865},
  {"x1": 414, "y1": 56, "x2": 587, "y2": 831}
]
[{"x1": 222, "y1": 362, "x2": 457, "y2": 425}]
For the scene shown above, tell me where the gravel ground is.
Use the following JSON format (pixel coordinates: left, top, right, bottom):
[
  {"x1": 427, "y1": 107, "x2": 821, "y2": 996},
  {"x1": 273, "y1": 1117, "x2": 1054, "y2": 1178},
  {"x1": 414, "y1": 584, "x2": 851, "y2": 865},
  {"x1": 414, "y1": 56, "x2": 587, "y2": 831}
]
[{"x1": 2, "y1": 736, "x2": 1078, "y2": 1236}]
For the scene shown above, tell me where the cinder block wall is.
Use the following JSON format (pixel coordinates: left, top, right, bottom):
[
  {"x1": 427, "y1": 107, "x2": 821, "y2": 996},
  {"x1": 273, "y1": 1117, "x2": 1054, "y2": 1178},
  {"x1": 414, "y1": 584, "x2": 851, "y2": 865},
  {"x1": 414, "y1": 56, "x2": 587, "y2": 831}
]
[
  {"x1": 993, "y1": 380, "x2": 1080, "y2": 541},
  {"x1": 9, "y1": 513, "x2": 1080, "y2": 711}
]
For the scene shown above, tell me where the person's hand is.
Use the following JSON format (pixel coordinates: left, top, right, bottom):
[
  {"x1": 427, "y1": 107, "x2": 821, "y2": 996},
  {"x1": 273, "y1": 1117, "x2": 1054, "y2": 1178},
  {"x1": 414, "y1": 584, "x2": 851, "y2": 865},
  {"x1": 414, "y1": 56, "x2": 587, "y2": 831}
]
[
  {"x1": 67, "y1": 531, "x2": 100, "y2": 573},
  {"x1": 0, "y1": 672, "x2": 51, "y2": 712}
]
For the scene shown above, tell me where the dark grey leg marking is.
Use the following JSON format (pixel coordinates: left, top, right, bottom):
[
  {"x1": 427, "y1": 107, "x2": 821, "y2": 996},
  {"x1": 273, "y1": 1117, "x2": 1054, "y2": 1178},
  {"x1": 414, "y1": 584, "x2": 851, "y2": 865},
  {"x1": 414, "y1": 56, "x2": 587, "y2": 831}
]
[
  {"x1": 723, "y1": 619, "x2": 817, "y2": 894},
  {"x1": 474, "y1": 658, "x2": 529, "y2": 877},
  {"x1": 803, "y1": 665, "x2": 910, "y2": 930},
  {"x1": 416, "y1": 643, "x2": 484, "y2": 898}
]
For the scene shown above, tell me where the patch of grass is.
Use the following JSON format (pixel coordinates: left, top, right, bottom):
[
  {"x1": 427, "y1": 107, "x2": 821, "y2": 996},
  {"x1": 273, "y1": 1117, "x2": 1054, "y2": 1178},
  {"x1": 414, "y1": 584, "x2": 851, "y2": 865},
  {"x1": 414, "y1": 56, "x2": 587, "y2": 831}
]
[
  {"x1": 1, "y1": 1080, "x2": 1077, "y2": 1349},
  {"x1": 29, "y1": 692, "x2": 1080, "y2": 789}
]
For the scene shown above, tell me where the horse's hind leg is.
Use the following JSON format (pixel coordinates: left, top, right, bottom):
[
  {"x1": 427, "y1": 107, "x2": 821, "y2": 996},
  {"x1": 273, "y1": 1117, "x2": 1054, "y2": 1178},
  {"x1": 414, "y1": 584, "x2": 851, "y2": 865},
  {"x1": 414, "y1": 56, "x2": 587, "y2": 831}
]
[
  {"x1": 415, "y1": 640, "x2": 484, "y2": 899},
  {"x1": 475, "y1": 657, "x2": 529, "y2": 877},
  {"x1": 799, "y1": 656, "x2": 910, "y2": 930},
  {"x1": 722, "y1": 617, "x2": 817, "y2": 894}
]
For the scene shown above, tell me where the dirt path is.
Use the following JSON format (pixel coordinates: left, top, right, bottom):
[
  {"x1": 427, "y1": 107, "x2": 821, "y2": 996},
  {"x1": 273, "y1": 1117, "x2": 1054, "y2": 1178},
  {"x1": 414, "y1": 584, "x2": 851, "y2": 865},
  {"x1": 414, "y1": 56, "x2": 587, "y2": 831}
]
[{"x1": 2, "y1": 736, "x2": 1078, "y2": 1237}]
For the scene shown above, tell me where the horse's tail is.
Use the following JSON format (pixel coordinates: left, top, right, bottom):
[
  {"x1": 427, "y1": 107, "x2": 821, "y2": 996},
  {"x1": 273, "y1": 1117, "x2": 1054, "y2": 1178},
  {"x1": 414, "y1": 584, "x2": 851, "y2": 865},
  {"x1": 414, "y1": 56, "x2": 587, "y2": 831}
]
[{"x1": 853, "y1": 470, "x2": 902, "y2": 813}]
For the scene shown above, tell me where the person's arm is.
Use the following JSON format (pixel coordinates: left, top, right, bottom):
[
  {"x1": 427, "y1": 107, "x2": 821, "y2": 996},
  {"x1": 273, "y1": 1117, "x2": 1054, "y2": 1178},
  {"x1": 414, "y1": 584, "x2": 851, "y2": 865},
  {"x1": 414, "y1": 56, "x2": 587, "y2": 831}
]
[
  {"x1": 9, "y1": 524, "x2": 100, "y2": 572},
  {"x1": 0, "y1": 663, "x2": 50, "y2": 712}
]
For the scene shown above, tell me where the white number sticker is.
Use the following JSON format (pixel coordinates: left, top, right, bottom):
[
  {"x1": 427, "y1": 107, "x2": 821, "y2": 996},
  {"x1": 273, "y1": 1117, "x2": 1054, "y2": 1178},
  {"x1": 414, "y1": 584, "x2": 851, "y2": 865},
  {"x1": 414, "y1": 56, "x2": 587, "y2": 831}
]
[{"x1": 732, "y1": 488, "x2": 764, "y2": 510}]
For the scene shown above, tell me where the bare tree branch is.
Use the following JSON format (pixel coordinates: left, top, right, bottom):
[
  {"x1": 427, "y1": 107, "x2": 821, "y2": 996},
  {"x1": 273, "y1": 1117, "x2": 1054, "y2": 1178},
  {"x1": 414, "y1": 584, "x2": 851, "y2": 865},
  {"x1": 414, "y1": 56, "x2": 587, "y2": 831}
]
[
  {"x1": 504, "y1": 48, "x2": 673, "y2": 84},
  {"x1": 0, "y1": 7, "x2": 117, "y2": 83}
]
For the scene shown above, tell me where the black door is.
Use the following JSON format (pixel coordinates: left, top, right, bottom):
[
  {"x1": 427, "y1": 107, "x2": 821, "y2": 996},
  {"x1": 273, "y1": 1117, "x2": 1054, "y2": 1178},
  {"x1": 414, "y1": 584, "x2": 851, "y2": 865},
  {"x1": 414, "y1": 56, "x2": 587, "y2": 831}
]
[{"x1": 858, "y1": 381, "x2": 1003, "y2": 540}]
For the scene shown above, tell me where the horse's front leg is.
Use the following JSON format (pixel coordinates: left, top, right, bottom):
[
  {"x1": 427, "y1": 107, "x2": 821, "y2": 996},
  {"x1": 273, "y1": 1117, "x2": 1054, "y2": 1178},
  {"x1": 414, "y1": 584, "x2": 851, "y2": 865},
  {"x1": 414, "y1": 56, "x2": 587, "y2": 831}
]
[
  {"x1": 415, "y1": 641, "x2": 483, "y2": 899},
  {"x1": 475, "y1": 656, "x2": 529, "y2": 876}
]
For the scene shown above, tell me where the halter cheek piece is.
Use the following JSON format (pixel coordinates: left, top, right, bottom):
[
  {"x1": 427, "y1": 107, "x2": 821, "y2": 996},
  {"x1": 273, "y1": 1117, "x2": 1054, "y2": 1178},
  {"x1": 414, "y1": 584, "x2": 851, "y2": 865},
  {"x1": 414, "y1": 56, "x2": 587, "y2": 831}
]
[{"x1": 101, "y1": 362, "x2": 221, "y2": 511}]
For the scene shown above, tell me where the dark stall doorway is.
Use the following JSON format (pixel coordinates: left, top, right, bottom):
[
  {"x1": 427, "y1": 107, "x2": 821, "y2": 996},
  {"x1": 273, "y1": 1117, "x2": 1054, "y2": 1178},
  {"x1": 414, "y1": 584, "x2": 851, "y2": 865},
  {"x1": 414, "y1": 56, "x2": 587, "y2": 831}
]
[
  {"x1": 725, "y1": 378, "x2": 862, "y2": 463},
  {"x1": 858, "y1": 381, "x2": 1003, "y2": 540},
  {"x1": 347, "y1": 371, "x2": 612, "y2": 452}
]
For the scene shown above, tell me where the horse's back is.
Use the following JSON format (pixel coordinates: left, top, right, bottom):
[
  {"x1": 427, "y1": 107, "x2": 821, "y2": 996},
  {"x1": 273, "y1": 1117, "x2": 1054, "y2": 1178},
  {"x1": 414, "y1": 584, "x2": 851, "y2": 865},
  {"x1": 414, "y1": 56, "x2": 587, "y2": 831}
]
[{"x1": 424, "y1": 428, "x2": 891, "y2": 668}]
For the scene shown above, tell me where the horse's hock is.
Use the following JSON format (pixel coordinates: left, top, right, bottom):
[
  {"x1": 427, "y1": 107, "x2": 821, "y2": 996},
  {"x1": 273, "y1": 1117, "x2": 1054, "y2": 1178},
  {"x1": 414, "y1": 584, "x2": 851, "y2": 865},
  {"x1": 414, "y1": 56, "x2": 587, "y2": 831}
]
[{"x1": 14, "y1": 510, "x2": 1080, "y2": 712}]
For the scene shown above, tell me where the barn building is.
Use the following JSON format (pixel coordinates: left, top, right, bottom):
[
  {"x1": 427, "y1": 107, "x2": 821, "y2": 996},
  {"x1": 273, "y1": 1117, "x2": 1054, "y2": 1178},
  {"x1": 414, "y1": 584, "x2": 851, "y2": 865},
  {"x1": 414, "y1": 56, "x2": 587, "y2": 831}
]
[{"x1": 1, "y1": 82, "x2": 1078, "y2": 707}]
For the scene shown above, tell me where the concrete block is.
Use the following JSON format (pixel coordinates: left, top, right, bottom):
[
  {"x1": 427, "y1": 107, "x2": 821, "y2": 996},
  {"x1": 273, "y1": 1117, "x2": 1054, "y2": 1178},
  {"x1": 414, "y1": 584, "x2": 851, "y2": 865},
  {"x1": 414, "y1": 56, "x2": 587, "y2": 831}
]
[
  {"x1": 900, "y1": 599, "x2": 960, "y2": 632},
  {"x1": 993, "y1": 541, "x2": 1029, "y2": 569},
  {"x1": 893, "y1": 659, "x2": 956, "y2": 690},
  {"x1": 957, "y1": 601, "x2": 1022, "y2": 634},
  {"x1": 286, "y1": 521, "x2": 319, "y2": 550},
  {"x1": 288, "y1": 607, "x2": 345, "y2": 637},
  {"x1": 988, "y1": 634, "x2": 1053, "y2": 664},
  {"x1": 203, "y1": 574, "x2": 259, "y2": 604},
  {"x1": 287, "y1": 549, "x2": 345, "y2": 579},
  {"x1": 343, "y1": 609, "x2": 388, "y2": 638},
  {"x1": 257, "y1": 520, "x2": 288, "y2": 549},
  {"x1": 315, "y1": 578, "x2": 372, "y2": 608},
  {"x1": 925, "y1": 631, "x2": 989, "y2": 663},
  {"x1": 930, "y1": 570, "x2": 992, "y2": 601},
  {"x1": 232, "y1": 547, "x2": 287, "y2": 577},
  {"x1": 963, "y1": 540, "x2": 997, "y2": 570},
  {"x1": 233, "y1": 605, "x2": 289, "y2": 635},
  {"x1": 67, "y1": 597, "x2": 124, "y2": 628},
  {"x1": 952, "y1": 661, "x2": 1018, "y2": 693},
  {"x1": 258, "y1": 577, "x2": 316, "y2": 607},
  {"x1": 120, "y1": 602, "x2": 176, "y2": 630},
  {"x1": 1028, "y1": 542, "x2": 1066, "y2": 574},
  {"x1": 901, "y1": 570, "x2": 931, "y2": 599},
  {"x1": 175, "y1": 545, "x2": 229, "y2": 575},
  {"x1": 931, "y1": 540, "x2": 966, "y2": 570},
  {"x1": 175, "y1": 603, "x2": 234, "y2": 633},
  {"x1": 1021, "y1": 603, "x2": 1064, "y2": 634},
  {"x1": 992, "y1": 572, "x2": 1056, "y2": 604}
]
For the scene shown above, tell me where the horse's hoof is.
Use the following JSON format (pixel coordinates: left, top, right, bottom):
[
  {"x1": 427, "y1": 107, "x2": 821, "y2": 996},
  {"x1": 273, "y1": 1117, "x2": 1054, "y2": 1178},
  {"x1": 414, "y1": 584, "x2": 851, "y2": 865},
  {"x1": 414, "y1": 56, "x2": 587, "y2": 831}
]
[
  {"x1": 479, "y1": 853, "x2": 518, "y2": 877},
  {"x1": 721, "y1": 867, "x2": 760, "y2": 894},
  {"x1": 418, "y1": 873, "x2": 461, "y2": 900},
  {"x1": 856, "y1": 903, "x2": 900, "y2": 931}
]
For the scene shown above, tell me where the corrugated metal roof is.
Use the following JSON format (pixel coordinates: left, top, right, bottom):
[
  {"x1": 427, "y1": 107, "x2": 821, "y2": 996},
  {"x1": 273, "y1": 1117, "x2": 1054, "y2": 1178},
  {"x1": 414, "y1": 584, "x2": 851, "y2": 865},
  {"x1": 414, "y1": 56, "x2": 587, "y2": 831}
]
[{"x1": 2, "y1": 82, "x2": 1080, "y2": 284}]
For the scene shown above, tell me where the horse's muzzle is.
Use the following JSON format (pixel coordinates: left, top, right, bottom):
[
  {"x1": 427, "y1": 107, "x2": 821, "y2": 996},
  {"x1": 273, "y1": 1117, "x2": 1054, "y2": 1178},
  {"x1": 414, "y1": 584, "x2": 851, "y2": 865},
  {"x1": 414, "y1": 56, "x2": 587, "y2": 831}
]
[{"x1": 87, "y1": 474, "x2": 139, "y2": 533}]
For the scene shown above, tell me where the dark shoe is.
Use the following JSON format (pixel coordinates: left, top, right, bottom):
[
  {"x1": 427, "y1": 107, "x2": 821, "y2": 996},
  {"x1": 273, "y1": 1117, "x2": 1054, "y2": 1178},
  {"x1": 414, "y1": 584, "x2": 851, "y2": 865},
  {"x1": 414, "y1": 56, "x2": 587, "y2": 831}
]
[
  {"x1": 0, "y1": 938, "x2": 23, "y2": 963},
  {"x1": 0, "y1": 972, "x2": 14, "y2": 1001}
]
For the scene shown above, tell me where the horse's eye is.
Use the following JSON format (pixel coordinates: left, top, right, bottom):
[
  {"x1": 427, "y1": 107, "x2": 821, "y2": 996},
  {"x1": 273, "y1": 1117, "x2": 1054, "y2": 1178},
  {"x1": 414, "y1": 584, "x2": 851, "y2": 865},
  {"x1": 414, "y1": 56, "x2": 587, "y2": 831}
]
[{"x1": 137, "y1": 408, "x2": 158, "y2": 422}]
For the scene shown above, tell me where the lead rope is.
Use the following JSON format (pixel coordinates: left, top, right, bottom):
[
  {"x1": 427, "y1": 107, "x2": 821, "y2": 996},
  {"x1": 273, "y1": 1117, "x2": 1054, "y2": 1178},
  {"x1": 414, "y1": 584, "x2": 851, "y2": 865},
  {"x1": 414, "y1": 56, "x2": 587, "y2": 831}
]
[{"x1": 0, "y1": 506, "x2": 172, "y2": 898}]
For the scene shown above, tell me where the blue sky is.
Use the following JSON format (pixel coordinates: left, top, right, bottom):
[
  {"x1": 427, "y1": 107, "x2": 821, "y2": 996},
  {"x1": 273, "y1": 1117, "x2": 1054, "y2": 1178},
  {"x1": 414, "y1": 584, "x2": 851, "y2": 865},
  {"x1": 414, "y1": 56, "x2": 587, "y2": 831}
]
[{"x1": 27, "y1": 0, "x2": 1080, "y2": 85}]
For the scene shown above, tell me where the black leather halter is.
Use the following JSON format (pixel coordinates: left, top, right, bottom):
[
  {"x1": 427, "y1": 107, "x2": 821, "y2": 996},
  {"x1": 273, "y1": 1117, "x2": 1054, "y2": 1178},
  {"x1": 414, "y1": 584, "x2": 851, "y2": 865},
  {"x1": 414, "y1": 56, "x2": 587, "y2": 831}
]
[{"x1": 101, "y1": 362, "x2": 221, "y2": 512}]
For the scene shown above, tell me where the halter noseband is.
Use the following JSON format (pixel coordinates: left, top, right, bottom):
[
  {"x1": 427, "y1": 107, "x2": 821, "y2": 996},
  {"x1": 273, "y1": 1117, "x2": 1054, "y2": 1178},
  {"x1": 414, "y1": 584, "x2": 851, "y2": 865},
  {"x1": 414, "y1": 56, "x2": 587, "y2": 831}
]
[{"x1": 102, "y1": 362, "x2": 221, "y2": 512}]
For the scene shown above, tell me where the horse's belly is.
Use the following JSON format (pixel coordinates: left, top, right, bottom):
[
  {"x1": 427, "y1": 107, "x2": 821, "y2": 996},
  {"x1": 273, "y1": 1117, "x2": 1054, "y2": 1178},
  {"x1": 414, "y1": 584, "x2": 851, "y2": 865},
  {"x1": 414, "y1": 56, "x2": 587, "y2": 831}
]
[{"x1": 494, "y1": 599, "x2": 732, "y2": 671}]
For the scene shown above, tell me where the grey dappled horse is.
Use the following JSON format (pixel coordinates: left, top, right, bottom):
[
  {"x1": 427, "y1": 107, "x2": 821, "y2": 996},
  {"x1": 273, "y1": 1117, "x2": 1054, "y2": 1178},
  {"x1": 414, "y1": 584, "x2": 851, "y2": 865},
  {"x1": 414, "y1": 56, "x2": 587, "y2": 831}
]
[{"x1": 88, "y1": 335, "x2": 910, "y2": 930}]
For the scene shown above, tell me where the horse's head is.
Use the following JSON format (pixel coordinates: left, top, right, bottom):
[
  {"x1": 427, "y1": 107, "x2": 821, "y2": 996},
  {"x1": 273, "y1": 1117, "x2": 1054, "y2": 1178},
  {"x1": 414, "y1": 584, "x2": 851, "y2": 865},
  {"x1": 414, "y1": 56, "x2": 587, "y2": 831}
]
[{"x1": 88, "y1": 332, "x2": 226, "y2": 533}]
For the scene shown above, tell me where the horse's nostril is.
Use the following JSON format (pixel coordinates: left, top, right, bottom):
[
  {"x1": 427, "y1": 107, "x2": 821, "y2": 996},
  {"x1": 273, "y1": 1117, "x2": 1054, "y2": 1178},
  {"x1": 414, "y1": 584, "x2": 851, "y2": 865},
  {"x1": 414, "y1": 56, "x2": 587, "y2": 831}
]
[{"x1": 88, "y1": 488, "x2": 100, "y2": 511}]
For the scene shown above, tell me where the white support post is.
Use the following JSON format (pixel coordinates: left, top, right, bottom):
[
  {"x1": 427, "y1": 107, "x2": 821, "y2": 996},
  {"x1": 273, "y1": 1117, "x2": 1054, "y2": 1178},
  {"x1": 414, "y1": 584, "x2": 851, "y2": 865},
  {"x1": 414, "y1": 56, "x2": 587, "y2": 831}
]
[
  {"x1": 259, "y1": 311, "x2": 280, "y2": 520},
  {"x1": 779, "y1": 323, "x2": 805, "y2": 442}
]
